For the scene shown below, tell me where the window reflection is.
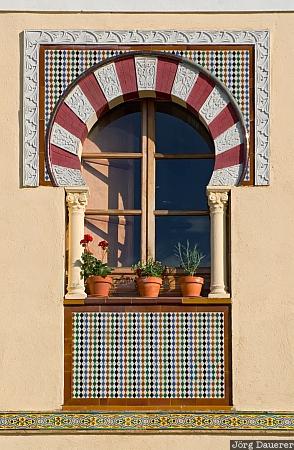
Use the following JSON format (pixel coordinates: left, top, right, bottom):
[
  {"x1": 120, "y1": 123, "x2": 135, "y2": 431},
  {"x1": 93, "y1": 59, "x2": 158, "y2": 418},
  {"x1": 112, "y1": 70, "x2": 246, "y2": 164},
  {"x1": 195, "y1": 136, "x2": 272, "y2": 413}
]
[
  {"x1": 85, "y1": 215, "x2": 141, "y2": 267},
  {"x1": 82, "y1": 159, "x2": 141, "y2": 210},
  {"x1": 156, "y1": 102, "x2": 214, "y2": 154},
  {"x1": 156, "y1": 159, "x2": 214, "y2": 210},
  {"x1": 84, "y1": 102, "x2": 141, "y2": 153},
  {"x1": 155, "y1": 216, "x2": 211, "y2": 267}
]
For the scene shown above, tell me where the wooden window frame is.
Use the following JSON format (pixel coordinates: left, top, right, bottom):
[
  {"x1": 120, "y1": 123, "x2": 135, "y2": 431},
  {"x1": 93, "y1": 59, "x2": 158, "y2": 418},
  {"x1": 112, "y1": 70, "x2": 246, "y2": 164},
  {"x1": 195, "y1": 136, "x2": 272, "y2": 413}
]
[{"x1": 82, "y1": 98, "x2": 214, "y2": 283}]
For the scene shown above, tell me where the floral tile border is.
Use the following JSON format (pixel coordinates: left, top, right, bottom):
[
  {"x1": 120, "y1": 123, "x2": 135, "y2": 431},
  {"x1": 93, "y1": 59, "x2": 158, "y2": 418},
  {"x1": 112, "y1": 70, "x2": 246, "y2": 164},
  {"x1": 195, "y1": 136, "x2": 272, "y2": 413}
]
[{"x1": 0, "y1": 411, "x2": 293, "y2": 433}]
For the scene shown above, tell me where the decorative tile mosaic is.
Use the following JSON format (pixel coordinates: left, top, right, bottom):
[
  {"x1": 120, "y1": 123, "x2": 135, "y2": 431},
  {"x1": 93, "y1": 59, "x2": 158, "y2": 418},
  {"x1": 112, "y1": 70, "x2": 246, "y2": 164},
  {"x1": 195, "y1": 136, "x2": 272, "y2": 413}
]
[
  {"x1": 72, "y1": 311, "x2": 225, "y2": 399},
  {"x1": 0, "y1": 411, "x2": 294, "y2": 432},
  {"x1": 44, "y1": 48, "x2": 251, "y2": 131}
]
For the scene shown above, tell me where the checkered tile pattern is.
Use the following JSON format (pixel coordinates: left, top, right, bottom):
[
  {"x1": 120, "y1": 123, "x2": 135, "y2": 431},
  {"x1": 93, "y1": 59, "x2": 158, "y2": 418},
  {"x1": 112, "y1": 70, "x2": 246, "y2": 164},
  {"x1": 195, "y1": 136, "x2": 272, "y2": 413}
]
[
  {"x1": 72, "y1": 311, "x2": 225, "y2": 399},
  {"x1": 44, "y1": 49, "x2": 250, "y2": 131}
]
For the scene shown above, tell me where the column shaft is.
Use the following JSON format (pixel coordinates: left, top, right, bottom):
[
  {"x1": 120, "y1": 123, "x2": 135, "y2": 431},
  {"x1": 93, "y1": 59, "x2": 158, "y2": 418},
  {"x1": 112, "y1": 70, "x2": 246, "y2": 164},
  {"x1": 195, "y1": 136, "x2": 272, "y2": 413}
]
[
  {"x1": 65, "y1": 188, "x2": 88, "y2": 299},
  {"x1": 207, "y1": 188, "x2": 230, "y2": 298}
]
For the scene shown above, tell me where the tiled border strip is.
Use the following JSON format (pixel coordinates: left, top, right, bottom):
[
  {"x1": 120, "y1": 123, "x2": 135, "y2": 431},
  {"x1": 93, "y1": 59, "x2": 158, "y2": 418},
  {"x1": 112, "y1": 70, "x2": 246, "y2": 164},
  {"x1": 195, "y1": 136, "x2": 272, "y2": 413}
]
[
  {"x1": 23, "y1": 30, "x2": 269, "y2": 187},
  {"x1": 0, "y1": 412, "x2": 293, "y2": 433}
]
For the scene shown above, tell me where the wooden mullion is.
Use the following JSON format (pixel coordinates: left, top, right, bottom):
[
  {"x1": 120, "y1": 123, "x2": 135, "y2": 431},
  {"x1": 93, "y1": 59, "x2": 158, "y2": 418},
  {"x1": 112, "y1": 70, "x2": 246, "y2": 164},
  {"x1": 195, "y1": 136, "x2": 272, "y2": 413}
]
[
  {"x1": 85, "y1": 209, "x2": 141, "y2": 216},
  {"x1": 141, "y1": 101, "x2": 148, "y2": 262},
  {"x1": 82, "y1": 152, "x2": 142, "y2": 159},
  {"x1": 154, "y1": 210, "x2": 209, "y2": 216},
  {"x1": 155, "y1": 153, "x2": 214, "y2": 159},
  {"x1": 147, "y1": 99, "x2": 156, "y2": 259}
]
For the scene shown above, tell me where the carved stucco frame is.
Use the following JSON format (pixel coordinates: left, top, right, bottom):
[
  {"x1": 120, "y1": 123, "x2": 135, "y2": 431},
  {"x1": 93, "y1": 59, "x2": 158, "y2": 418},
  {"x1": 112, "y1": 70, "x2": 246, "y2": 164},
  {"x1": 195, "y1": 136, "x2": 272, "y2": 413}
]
[{"x1": 23, "y1": 29, "x2": 269, "y2": 187}]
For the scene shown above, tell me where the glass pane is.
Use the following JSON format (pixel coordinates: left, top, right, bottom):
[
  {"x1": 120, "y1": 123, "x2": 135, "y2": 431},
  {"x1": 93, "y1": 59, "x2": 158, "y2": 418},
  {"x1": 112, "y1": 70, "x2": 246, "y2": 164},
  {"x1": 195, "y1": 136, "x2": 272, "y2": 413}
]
[
  {"x1": 155, "y1": 159, "x2": 214, "y2": 210},
  {"x1": 82, "y1": 159, "x2": 141, "y2": 210},
  {"x1": 85, "y1": 215, "x2": 141, "y2": 267},
  {"x1": 155, "y1": 215, "x2": 210, "y2": 268},
  {"x1": 155, "y1": 102, "x2": 214, "y2": 154},
  {"x1": 84, "y1": 101, "x2": 141, "y2": 153}
]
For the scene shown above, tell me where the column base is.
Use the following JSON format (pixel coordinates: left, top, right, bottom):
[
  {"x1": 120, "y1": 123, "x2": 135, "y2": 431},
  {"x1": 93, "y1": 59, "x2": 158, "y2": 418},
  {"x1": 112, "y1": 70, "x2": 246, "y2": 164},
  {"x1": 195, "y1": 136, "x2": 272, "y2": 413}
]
[
  {"x1": 209, "y1": 292, "x2": 231, "y2": 299},
  {"x1": 65, "y1": 292, "x2": 87, "y2": 300}
]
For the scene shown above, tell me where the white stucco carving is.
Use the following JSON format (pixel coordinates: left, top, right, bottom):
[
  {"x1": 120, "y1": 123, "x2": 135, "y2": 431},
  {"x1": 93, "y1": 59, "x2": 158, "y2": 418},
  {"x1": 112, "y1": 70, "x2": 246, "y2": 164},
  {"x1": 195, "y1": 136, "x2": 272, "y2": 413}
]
[
  {"x1": 94, "y1": 62, "x2": 122, "y2": 102},
  {"x1": 52, "y1": 165, "x2": 86, "y2": 186},
  {"x1": 50, "y1": 123, "x2": 80, "y2": 155},
  {"x1": 64, "y1": 85, "x2": 95, "y2": 124},
  {"x1": 214, "y1": 122, "x2": 244, "y2": 155},
  {"x1": 199, "y1": 86, "x2": 229, "y2": 125},
  {"x1": 135, "y1": 57, "x2": 158, "y2": 91},
  {"x1": 171, "y1": 63, "x2": 199, "y2": 101},
  {"x1": 209, "y1": 163, "x2": 244, "y2": 186}
]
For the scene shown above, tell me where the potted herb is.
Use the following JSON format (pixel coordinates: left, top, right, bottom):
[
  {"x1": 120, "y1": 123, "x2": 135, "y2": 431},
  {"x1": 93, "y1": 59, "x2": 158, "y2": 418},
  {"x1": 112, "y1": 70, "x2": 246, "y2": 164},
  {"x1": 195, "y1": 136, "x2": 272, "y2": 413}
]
[
  {"x1": 175, "y1": 240, "x2": 205, "y2": 297},
  {"x1": 80, "y1": 234, "x2": 112, "y2": 297},
  {"x1": 132, "y1": 258, "x2": 165, "y2": 297}
]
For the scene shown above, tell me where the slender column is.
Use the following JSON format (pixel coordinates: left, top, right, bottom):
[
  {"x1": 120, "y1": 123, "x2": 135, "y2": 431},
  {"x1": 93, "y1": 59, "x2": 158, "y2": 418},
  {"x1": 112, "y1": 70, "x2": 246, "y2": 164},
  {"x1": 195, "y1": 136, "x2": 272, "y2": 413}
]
[
  {"x1": 207, "y1": 187, "x2": 230, "y2": 298},
  {"x1": 65, "y1": 187, "x2": 89, "y2": 299}
]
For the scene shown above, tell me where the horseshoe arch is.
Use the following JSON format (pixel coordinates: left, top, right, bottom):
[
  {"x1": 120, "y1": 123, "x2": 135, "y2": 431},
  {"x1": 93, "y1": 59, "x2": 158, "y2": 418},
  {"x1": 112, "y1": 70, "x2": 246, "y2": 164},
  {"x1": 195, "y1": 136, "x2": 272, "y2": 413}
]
[{"x1": 46, "y1": 52, "x2": 248, "y2": 187}]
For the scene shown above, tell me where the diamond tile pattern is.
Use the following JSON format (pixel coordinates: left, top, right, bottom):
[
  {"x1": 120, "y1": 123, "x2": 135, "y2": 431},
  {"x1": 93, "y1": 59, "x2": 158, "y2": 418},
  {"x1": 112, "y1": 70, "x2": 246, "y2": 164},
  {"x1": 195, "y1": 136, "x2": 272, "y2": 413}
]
[{"x1": 72, "y1": 311, "x2": 225, "y2": 399}]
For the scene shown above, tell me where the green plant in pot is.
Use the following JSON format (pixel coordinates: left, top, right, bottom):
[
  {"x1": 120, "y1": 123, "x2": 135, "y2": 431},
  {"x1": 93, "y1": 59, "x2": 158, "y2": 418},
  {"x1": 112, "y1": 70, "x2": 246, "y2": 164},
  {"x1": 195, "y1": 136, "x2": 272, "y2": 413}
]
[
  {"x1": 175, "y1": 240, "x2": 205, "y2": 297},
  {"x1": 132, "y1": 258, "x2": 165, "y2": 298},
  {"x1": 80, "y1": 234, "x2": 112, "y2": 297}
]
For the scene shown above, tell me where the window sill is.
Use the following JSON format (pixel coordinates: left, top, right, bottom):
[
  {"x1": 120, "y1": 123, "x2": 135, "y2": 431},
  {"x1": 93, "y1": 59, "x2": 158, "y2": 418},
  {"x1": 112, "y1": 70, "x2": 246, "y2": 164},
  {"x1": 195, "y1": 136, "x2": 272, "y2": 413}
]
[{"x1": 64, "y1": 296, "x2": 231, "y2": 306}]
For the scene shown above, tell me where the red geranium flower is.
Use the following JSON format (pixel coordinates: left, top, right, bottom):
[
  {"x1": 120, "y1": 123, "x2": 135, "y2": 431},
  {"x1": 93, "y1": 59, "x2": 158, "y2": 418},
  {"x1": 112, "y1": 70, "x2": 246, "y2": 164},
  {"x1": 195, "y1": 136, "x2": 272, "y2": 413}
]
[
  {"x1": 98, "y1": 240, "x2": 109, "y2": 250},
  {"x1": 80, "y1": 234, "x2": 93, "y2": 246}
]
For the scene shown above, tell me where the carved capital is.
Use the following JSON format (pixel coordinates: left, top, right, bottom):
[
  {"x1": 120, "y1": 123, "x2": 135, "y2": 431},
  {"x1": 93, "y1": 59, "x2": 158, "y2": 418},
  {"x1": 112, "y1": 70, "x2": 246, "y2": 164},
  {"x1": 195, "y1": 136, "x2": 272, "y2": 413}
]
[
  {"x1": 207, "y1": 191, "x2": 229, "y2": 212},
  {"x1": 66, "y1": 191, "x2": 88, "y2": 211}
]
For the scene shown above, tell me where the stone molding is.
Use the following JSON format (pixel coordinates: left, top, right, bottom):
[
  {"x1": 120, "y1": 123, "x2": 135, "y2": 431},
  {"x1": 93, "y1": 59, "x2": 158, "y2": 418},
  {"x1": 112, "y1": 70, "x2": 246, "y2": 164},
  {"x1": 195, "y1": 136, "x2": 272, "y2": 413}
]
[{"x1": 23, "y1": 29, "x2": 269, "y2": 187}]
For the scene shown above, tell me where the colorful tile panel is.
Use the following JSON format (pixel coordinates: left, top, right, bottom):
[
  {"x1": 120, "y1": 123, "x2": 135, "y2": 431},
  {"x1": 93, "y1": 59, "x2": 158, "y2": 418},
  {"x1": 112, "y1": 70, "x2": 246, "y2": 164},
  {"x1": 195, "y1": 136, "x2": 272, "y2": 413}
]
[
  {"x1": 72, "y1": 311, "x2": 225, "y2": 399},
  {"x1": 44, "y1": 48, "x2": 250, "y2": 131},
  {"x1": 0, "y1": 412, "x2": 293, "y2": 432}
]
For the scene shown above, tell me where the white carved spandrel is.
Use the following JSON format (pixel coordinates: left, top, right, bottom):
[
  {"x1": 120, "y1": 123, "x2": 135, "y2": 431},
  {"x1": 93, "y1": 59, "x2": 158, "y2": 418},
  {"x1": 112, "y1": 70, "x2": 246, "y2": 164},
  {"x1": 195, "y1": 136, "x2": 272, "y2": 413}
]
[
  {"x1": 209, "y1": 163, "x2": 243, "y2": 186},
  {"x1": 135, "y1": 57, "x2": 158, "y2": 90},
  {"x1": 214, "y1": 122, "x2": 244, "y2": 155},
  {"x1": 50, "y1": 123, "x2": 80, "y2": 155},
  {"x1": 23, "y1": 30, "x2": 269, "y2": 187},
  {"x1": 171, "y1": 63, "x2": 199, "y2": 101},
  {"x1": 64, "y1": 85, "x2": 95, "y2": 124},
  {"x1": 94, "y1": 62, "x2": 122, "y2": 102},
  {"x1": 199, "y1": 86, "x2": 229, "y2": 125},
  {"x1": 52, "y1": 165, "x2": 86, "y2": 186}
]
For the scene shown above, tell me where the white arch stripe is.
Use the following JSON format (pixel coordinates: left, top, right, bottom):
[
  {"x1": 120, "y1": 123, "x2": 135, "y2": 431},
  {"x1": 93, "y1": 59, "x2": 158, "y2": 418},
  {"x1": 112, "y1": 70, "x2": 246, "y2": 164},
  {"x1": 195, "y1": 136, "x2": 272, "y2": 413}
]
[
  {"x1": 52, "y1": 165, "x2": 86, "y2": 186},
  {"x1": 171, "y1": 63, "x2": 199, "y2": 101},
  {"x1": 64, "y1": 85, "x2": 96, "y2": 124},
  {"x1": 94, "y1": 62, "x2": 123, "y2": 102},
  {"x1": 50, "y1": 123, "x2": 81, "y2": 155},
  {"x1": 135, "y1": 56, "x2": 158, "y2": 91},
  {"x1": 214, "y1": 122, "x2": 244, "y2": 155},
  {"x1": 209, "y1": 163, "x2": 243, "y2": 186},
  {"x1": 199, "y1": 86, "x2": 229, "y2": 125}
]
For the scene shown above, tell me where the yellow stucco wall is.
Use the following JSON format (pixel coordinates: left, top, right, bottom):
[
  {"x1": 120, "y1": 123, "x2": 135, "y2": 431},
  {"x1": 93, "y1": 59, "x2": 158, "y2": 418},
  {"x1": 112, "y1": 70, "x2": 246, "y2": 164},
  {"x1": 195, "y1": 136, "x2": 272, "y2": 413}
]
[{"x1": 0, "y1": 10, "x2": 293, "y2": 448}]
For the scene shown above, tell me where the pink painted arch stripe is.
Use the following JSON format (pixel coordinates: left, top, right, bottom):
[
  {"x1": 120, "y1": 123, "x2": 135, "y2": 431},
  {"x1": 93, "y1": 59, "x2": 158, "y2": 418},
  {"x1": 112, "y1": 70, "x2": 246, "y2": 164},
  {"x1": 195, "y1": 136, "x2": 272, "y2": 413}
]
[
  {"x1": 50, "y1": 144, "x2": 81, "y2": 170},
  {"x1": 214, "y1": 143, "x2": 245, "y2": 170}
]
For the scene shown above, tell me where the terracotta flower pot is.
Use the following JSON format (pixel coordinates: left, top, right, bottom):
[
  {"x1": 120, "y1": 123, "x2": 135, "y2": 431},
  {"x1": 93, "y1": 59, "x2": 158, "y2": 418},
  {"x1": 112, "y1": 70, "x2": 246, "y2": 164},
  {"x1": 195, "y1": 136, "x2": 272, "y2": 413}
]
[
  {"x1": 180, "y1": 276, "x2": 204, "y2": 297},
  {"x1": 136, "y1": 277, "x2": 162, "y2": 297},
  {"x1": 87, "y1": 275, "x2": 112, "y2": 297}
]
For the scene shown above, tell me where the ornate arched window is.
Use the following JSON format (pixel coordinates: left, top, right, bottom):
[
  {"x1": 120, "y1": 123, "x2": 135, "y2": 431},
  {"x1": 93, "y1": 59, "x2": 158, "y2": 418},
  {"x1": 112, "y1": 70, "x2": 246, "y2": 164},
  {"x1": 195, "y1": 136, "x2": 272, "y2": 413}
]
[
  {"x1": 81, "y1": 99, "x2": 215, "y2": 294},
  {"x1": 46, "y1": 52, "x2": 247, "y2": 299}
]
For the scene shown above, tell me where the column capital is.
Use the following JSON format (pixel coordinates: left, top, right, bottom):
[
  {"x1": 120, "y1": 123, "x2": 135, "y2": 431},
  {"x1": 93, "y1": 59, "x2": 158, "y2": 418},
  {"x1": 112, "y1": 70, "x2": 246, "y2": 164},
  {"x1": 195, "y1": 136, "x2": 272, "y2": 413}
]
[
  {"x1": 207, "y1": 189, "x2": 229, "y2": 212},
  {"x1": 65, "y1": 188, "x2": 89, "y2": 210}
]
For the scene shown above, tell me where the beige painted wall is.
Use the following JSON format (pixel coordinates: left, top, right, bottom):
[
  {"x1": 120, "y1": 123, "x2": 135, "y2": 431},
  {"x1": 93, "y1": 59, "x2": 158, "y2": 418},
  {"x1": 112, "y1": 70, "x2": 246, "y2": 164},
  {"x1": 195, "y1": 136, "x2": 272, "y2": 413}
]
[
  {"x1": 1, "y1": 435, "x2": 294, "y2": 450},
  {"x1": 0, "y1": 10, "x2": 293, "y2": 446}
]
